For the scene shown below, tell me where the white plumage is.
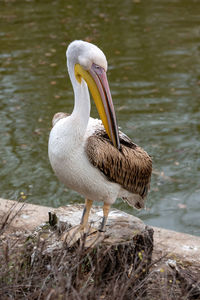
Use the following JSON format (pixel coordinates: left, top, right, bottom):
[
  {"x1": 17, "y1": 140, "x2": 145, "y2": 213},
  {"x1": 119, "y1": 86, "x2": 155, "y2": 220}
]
[{"x1": 49, "y1": 115, "x2": 124, "y2": 204}]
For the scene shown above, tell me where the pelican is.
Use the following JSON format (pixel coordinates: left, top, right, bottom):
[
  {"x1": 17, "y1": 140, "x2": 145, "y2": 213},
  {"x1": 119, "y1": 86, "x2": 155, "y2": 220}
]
[{"x1": 48, "y1": 40, "x2": 152, "y2": 233}]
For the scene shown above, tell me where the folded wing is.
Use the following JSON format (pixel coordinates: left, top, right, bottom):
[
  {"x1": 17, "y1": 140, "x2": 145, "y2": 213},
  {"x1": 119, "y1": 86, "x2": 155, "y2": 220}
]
[{"x1": 86, "y1": 129, "x2": 152, "y2": 199}]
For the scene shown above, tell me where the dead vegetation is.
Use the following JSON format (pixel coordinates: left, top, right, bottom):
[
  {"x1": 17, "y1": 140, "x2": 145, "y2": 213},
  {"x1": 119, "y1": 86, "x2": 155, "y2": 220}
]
[{"x1": 0, "y1": 204, "x2": 200, "y2": 300}]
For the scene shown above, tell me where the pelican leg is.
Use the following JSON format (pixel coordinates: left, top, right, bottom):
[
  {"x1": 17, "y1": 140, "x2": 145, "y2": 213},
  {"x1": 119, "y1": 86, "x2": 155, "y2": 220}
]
[
  {"x1": 80, "y1": 198, "x2": 93, "y2": 230},
  {"x1": 62, "y1": 199, "x2": 95, "y2": 246},
  {"x1": 99, "y1": 202, "x2": 110, "y2": 232}
]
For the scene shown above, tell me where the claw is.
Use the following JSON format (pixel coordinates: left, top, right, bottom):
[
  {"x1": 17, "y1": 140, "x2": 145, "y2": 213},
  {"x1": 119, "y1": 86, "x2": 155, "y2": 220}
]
[{"x1": 61, "y1": 225, "x2": 100, "y2": 247}]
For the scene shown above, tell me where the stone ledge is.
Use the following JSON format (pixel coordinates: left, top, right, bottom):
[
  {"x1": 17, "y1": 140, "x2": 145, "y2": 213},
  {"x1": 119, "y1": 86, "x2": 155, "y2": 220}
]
[{"x1": 1, "y1": 198, "x2": 200, "y2": 265}]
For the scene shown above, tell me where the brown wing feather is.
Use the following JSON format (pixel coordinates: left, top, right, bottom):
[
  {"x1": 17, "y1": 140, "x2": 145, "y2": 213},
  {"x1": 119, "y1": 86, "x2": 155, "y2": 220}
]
[{"x1": 86, "y1": 129, "x2": 152, "y2": 198}]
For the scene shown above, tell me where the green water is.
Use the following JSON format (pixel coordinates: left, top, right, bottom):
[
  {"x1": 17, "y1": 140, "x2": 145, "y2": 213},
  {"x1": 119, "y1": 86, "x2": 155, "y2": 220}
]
[{"x1": 0, "y1": 0, "x2": 200, "y2": 235}]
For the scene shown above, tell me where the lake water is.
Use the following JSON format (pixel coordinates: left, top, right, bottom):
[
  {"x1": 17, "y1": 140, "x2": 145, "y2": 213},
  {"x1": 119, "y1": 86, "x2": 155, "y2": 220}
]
[{"x1": 0, "y1": 0, "x2": 200, "y2": 235}]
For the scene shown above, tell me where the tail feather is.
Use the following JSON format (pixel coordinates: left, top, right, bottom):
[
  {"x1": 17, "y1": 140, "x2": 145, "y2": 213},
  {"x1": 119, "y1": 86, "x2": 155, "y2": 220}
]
[{"x1": 122, "y1": 194, "x2": 145, "y2": 210}]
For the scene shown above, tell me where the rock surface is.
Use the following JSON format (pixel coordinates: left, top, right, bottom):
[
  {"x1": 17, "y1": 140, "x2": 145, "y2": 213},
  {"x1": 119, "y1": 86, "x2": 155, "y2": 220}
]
[{"x1": 1, "y1": 198, "x2": 200, "y2": 265}]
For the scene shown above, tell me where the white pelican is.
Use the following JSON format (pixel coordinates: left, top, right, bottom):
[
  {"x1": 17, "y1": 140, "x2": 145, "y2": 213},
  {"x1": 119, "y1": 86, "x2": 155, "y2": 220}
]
[{"x1": 48, "y1": 40, "x2": 152, "y2": 232}]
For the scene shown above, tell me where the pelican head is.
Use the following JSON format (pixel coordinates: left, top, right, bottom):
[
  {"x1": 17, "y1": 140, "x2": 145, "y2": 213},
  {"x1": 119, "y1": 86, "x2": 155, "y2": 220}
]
[{"x1": 66, "y1": 40, "x2": 120, "y2": 149}]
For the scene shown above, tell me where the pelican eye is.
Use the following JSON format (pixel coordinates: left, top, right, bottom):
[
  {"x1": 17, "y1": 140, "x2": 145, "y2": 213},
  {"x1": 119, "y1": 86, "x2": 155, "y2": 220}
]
[{"x1": 92, "y1": 63, "x2": 101, "y2": 70}]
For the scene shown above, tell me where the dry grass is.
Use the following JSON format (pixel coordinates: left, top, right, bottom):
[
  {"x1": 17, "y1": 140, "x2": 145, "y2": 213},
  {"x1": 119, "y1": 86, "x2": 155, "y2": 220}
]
[{"x1": 0, "y1": 205, "x2": 200, "y2": 300}]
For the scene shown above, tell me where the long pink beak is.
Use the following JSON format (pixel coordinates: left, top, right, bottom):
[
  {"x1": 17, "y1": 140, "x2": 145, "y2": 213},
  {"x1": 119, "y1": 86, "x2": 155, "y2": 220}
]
[{"x1": 89, "y1": 63, "x2": 121, "y2": 150}]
